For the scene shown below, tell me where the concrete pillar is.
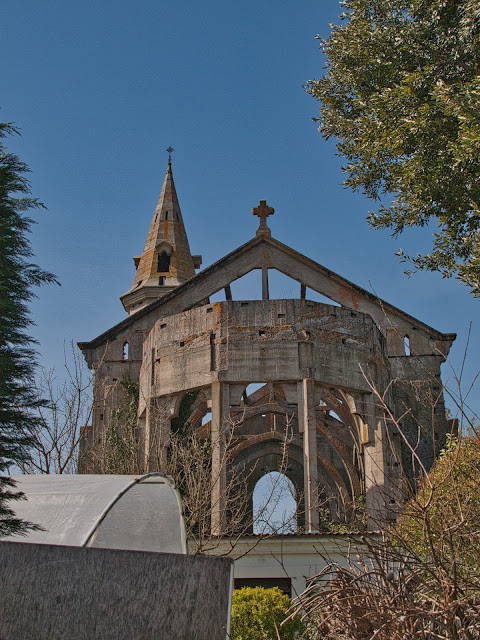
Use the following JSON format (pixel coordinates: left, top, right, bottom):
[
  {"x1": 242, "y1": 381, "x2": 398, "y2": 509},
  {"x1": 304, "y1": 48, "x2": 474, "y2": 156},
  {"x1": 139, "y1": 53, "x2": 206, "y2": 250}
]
[
  {"x1": 262, "y1": 266, "x2": 269, "y2": 300},
  {"x1": 144, "y1": 397, "x2": 173, "y2": 473},
  {"x1": 136, "y1": 411, "x2": 147, "y2": 473},
  {"x1": 298, "y1": 378, "x2": 319, "y2": 532},
  {"x1": 211, "y1": 381, "x2": 230, "y2": 535},
  {"x1": 363, "y1": 393, "x2": 389, "y2": 529}
]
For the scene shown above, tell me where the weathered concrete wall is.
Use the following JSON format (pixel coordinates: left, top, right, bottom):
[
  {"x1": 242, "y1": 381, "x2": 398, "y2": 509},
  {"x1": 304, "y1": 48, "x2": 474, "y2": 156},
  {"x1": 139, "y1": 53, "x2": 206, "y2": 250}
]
[
  {"x1": 390, "y1": 354, "x2": 450, "y2": 481},
  {"x1": 79, "y1": 311, "x2": 166, "y2": 472},
  {"x1": 141, "y1": 300, "x2": 390, "y2": 399},
  {"x1": 136, "y1": 300, "x2": 394, "y2": 528},
  {"x1": 135, "y1": 298, "x2": 455, "y2": 527},
  {"x1": 0, "y1": 541, "x2": 232, "y2": 640},
  {"x1": 80, "y1": 291, "x2": 453, "y2": 531}
]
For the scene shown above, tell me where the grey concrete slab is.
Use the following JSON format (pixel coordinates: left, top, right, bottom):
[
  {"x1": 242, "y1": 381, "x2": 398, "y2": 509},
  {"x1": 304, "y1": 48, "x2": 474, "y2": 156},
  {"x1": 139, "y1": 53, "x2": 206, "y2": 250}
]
[{"x1": 0, "y1": 541, "x2": 233, "y2": 640}]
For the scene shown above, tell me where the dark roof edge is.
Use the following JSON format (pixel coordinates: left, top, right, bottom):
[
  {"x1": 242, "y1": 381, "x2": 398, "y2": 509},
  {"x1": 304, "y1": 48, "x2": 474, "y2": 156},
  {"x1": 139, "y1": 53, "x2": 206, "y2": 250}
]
[
  {"x1": 267, "y1": 236, "x2": 456, "y2": 343},
  {"x1": 78, "y1": 234, "x2": 455, "y2": 351},
  {"x1": 78, "y1": 235, "x2": 263, "y2": 350},
  {"x1": 209, "y1": 531, "x2": 383, "y2": 539}
]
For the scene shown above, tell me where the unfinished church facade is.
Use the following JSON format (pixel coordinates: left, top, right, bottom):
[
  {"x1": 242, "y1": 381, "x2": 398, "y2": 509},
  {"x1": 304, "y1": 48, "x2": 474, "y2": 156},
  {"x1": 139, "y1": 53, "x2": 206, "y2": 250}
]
[{"x1": 79, "y1": 158, "x2": 456, "y2": 534}]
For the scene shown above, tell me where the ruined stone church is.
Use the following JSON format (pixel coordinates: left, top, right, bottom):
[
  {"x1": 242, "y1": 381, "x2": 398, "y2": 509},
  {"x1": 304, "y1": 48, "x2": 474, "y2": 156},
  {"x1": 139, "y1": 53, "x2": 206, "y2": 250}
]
[{"x1": 78, "y1": 155, "x2": 455, "y2": 548}]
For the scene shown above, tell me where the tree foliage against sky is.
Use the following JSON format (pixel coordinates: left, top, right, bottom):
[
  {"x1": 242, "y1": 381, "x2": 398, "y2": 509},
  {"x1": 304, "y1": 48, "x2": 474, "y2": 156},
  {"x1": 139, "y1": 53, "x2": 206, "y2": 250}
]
[
  {"x1": 0, "y1": 122, "x2": 57, "y2": 536},
  {"x1": 308, "y1": 0, "x2": 480, "y2": 295}
]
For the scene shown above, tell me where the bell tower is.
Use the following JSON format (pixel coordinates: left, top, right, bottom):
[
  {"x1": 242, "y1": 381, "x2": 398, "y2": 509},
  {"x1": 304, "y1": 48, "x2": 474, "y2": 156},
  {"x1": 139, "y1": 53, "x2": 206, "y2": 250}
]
[{"x1": 120, "y1": 149, "x2": 202, "y2": 315}]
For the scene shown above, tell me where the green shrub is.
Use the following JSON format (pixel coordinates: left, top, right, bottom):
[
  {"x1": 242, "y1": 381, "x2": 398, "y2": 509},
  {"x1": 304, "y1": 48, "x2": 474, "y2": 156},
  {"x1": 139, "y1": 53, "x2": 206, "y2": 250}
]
[
  {"x1": 396, "y1": 434, "x2": 480, "y2": 574},
  {"x1": 230, "y1": 587, "x2": 304, "y2": 640}
]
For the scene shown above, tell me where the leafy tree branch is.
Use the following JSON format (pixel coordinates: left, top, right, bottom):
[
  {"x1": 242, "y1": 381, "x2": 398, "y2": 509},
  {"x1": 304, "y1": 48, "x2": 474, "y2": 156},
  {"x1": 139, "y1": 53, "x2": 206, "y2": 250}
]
[{"x1": 309, "y1": 0, "x2": 480, "y2": 295}]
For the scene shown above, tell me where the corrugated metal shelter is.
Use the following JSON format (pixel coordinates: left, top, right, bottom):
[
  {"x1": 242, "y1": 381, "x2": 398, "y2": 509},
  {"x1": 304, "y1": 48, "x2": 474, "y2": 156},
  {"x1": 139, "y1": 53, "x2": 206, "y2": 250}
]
[{"x1": 6, "y1": 473, "x2": 186, "y2": 554}]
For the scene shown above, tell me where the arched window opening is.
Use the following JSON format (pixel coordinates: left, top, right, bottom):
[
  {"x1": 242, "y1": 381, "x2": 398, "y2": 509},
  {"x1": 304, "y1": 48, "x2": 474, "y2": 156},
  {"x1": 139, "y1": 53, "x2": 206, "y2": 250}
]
[
  {"x1": 253, "y1": 472, "x2": 297, "y2": 534},
  {"x1": 242, "y1": 383, "x2": 266, "y2": 405},
  {"x1": 171, "y1": 391, "x2": 198, "y2": 435},
  {"x1": 122, "y1": 342, "x2": 129, "y2": 360},
  {"x1": 201, "y1": 410, "x2": 212, "y2": 426},
  {"x1": 157, "y1": 251, "x2": 170, "y2": 273},
  {"x1": 404, "y1": 335, "x2": 411, "y2": 356}
]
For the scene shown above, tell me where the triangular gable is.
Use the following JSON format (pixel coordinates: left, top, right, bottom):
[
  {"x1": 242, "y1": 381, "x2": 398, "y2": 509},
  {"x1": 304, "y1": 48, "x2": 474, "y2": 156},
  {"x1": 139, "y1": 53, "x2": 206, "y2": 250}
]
[{"x1": 79, "y1": 234, "x2": 455, "y2": 350}]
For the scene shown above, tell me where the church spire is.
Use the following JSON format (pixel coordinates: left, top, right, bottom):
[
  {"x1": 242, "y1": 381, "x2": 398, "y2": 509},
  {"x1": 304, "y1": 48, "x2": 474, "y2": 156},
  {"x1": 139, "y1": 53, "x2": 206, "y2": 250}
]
[{"x1": 120, "y1": 154, "x2": 202, "y2": 315}]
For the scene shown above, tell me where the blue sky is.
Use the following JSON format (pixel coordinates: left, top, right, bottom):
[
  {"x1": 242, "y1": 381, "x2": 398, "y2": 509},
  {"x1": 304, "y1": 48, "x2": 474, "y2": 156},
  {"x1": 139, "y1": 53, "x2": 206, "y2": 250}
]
[{"x1": 2, "y1": 0, "x2": 478, "y2": 422}]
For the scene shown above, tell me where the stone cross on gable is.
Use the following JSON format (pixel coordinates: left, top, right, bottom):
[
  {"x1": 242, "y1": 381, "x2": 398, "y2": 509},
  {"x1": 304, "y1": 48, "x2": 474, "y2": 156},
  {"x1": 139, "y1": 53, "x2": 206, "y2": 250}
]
[{"x1": 252, "y1": 200, "x2": 274, "y2": 237}]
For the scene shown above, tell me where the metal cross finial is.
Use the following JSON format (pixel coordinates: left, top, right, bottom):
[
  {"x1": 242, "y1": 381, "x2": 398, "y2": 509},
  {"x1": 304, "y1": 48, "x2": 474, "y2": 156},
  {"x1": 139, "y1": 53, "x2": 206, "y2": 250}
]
[
  {"x1": 252, "y1": 200, "x2": 275, "y2": 237},
  {"x1": 166, "y1": 146, "x2": 174, "y2": 163}
]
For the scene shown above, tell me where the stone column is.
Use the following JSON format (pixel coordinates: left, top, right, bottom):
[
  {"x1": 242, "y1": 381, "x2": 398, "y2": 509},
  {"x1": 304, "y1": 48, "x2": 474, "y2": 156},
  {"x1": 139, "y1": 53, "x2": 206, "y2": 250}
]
[
  {"x1": 363, "y1": 393, "x2": 389, "y2": 529},
  {"x1": 211, "y1": 381, "x2": 230, "y2": 535},
  {"x1": 298, "y1": 378, "x2": 319, "y2": 532},
  {"x1": 144, "y1": 396, "x2": 174, "y2": 473},
  {"x1": 262, "y1": 266, "x2": 269, "y2": 300}
]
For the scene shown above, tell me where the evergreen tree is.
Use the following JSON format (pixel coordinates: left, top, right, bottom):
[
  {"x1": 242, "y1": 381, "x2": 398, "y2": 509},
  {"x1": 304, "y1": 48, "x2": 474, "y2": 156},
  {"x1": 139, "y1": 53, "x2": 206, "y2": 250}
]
[{"x1": 0, "y1": 122, "x2": 57, "y2": 536}]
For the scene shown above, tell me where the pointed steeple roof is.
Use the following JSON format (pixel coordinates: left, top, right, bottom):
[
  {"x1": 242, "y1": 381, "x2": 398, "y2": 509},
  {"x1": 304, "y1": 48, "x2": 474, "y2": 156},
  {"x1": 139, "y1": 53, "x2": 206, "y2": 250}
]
[{"x1": 120, "y1": 157, "x2": 201, "y2": 315}]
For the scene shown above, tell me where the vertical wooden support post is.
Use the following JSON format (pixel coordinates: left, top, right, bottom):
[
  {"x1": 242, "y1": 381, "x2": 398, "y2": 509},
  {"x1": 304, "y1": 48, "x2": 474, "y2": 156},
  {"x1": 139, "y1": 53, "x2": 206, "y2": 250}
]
[
  {"x1": 211, "y1": 381, "x2": 230, "y2": 535},
  {"x1": 262, "y1": 266, "x2": 269, "y2": 300},
  {"x1": 363, "y1": 393, "x2": 389, "y2": 530},
  {"x1": 298, "y1": 378, "x2": 319, "y2": 532}
]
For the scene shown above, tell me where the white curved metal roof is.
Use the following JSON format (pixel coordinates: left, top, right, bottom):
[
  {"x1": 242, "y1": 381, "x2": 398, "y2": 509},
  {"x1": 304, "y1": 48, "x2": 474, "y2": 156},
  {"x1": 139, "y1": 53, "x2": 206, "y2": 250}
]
[{"x1": 6, "y1": 473, "x2": 186, "y2": 554}]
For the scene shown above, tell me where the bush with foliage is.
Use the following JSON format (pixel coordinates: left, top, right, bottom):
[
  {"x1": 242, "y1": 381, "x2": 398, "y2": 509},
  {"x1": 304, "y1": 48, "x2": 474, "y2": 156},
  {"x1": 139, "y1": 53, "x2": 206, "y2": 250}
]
[
  {"x1": 296, "y1": 434, "x2": 480, "y2": 638},
  {"x1": 102, "y1": 379, "x2": 139, "y2": 474},
  {"x1": 230, "y1": 587, "x2": 304, "y2": 640},
  {"x1": 396, "y1": 434, "x2": 480, "y2": 576}
]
